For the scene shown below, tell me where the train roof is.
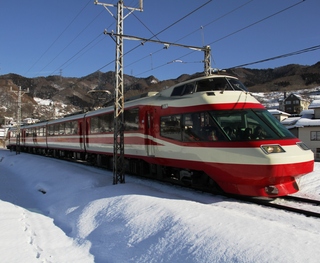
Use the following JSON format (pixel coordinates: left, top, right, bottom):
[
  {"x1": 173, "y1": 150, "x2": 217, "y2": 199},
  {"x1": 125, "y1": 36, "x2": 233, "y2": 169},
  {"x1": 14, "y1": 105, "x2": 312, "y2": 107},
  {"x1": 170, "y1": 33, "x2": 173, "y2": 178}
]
[
  {"x1": 14, "y1": 74, "x2": 254, "y2": 126},
  {"x1": 83, "y1": 74, "x2": 254, "y2": 116},
  {"x1": 158, "y1": 74, "x2": 244, "y2": 98}
]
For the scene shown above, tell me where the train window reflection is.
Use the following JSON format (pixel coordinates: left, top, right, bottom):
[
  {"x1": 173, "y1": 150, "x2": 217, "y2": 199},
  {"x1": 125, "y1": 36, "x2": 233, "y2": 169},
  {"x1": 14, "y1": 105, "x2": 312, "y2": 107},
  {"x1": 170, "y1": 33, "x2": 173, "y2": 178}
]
[
  {"x1": 124, "y1": 108, "x2": 139, "y2": 131},
  {"x1": 160, "y1": 115, "x2": 182, "y2": 141},
  {"x1": 160, "y1": 109, "x2": 294, "y2": 142},
  {"x1": 196, "y1": 78, "x2": 231, "y2": 92},
  {"x1": 209, "y1": 109, "x2": 294, "y2": 140},
  {"x1": 226, "y1": 78, "x2": 248, "y2": 91},
  {"x1": 90, "y1": 114, "x2": 113, "y2": 134}
]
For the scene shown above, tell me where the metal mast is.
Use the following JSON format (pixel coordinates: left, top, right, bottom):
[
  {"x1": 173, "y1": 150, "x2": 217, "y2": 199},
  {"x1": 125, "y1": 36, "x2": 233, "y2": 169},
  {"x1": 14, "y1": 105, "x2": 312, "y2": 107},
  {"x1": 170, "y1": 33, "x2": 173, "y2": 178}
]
[
  {"x1": 114, "y1": 0, "x2": 125, "y2": 184},
  {"x1": 10, "y1": 86, "x2": 29, "y2": 154},
  {"x1": 94, "y1": 0, "x2": 143, "y2": 184},
  {"x1": 204, "y1": 45, "x2": 211, "y2": 76}
]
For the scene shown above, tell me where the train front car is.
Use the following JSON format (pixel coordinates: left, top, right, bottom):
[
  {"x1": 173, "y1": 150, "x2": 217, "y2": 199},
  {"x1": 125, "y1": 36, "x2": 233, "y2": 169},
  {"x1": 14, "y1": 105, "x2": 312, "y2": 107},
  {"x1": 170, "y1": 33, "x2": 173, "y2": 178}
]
[{"x1": 154, "y1": 74, "x2": 314, "y2": 197}]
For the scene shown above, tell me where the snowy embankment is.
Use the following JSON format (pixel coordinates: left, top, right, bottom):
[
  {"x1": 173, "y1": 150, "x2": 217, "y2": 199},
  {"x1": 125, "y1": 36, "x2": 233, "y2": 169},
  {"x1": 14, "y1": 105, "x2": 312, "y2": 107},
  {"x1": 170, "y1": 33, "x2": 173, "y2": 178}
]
[{"x1": 0, "y1": 148, "x2": 320, "y2": 263}]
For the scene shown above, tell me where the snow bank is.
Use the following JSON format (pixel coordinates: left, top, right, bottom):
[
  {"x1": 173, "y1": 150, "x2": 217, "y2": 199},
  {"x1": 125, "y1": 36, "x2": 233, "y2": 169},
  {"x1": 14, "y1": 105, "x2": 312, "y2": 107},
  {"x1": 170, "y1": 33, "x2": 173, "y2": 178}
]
[{"x1": 0, "y1": 149, "x2": 320, "y2": 262}]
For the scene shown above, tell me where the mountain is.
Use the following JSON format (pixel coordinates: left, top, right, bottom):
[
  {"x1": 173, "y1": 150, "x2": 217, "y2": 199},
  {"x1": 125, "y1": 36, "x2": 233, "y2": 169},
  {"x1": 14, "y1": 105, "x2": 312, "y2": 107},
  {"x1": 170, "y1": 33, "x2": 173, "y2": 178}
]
[
  {"x1": 229, "y1": 62, "x2": 320, "y2": 92},
  {"x1": 0, "y1": 62, "x2": 320, "y2": 124}
]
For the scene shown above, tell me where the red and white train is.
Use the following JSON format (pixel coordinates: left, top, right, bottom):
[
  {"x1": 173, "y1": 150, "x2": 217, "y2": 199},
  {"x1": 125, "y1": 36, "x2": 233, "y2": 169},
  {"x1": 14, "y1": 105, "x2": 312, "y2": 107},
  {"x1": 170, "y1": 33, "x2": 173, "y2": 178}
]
[{"x1": 6, "y1": 73, "x2": 314, "y2": 197}]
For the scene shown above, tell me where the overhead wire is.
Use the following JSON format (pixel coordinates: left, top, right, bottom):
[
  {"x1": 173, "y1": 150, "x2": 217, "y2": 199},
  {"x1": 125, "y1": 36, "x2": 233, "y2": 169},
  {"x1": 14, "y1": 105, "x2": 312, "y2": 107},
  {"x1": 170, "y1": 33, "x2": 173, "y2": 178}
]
[
  {"x1": 128, "y1": 0, "x2": 254, "y2": 74},
  {"x1": 25, "y1": 0, "x2": 92, "y2": 76},
  {"x1": 38, "y1": 8, "x2": 107, "y2": 76},
  {"x1": 50, "y1": 33, "x2": 107, "y2": 76},
  {"x1": 134, "y1": 0, "x2": 307, "y2": 77},
  {"x1": 229, "y1": 44, "x2": 320, "y2": 69},
  {"x1": 30, "y1": 0, "x2": 309, "y2": 78},
  {"x1": 209, "y1": 0, "x2": 306, "y2": 45},
  {"x1": 174, "y1": 0, "x2": 255, "y2": 44},
  {"x1": 95, "y1": 0, "x2": 213, "y2": 73}
]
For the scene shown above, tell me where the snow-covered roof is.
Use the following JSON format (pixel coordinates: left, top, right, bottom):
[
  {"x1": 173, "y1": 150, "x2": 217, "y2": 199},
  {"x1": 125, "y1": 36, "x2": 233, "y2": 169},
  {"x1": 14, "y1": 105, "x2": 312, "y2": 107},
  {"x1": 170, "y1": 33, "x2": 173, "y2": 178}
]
[
  {"x1": 295, "y1": 118, "x2": 320, "y2": 127},
  {"x1": 281, "y1": 117, "x2": 300, "y2": 126},
  {"x1": 283, "y1": 116, "x2": 320, "y2": 129},
  {"x1": 309, "y1": 99, "x2": 320, "y2": 109},
  {"x1": 285, "y1": 93, "x2": 305, "y2": 101},
  {"x1": 300, "y1": 109, "x2": 314, "y2": 119},
  {"x1": 268, "y1": 109, "x2": 290, "y2": 116}
]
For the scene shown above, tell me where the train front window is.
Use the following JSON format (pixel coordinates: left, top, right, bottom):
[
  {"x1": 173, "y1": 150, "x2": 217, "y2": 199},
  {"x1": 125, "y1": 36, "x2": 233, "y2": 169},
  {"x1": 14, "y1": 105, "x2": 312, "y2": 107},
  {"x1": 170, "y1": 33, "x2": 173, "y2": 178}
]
[
  {"x1": 196, "y1": 78, "x2": 231, "y2": 92},
  {"x1": 254, "y1": 110, "x2": 295, "y2": 138},
  {"x1": 195, "y1": 77, "x2": 248, "y2": 92},
  {"x1": 226, "y1": 78, "x2": 248, "y2": 91},
  {"x1": 160, "y1": 109, "x2": 294, "y2": 142},
  {"x1": 209, "y1": 109, "x2": 295, "y2": 141}
]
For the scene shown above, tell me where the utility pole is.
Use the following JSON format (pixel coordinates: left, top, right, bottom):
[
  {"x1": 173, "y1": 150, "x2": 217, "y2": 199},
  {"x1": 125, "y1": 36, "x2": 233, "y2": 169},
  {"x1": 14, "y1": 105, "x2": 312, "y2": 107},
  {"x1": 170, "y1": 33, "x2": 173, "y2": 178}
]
[
  {"x1": 94, "y1": 0, "x2": 143, "y2": 184},
  {"x1": 10, "y1": 86, "x2": 29, "y2": 154}
]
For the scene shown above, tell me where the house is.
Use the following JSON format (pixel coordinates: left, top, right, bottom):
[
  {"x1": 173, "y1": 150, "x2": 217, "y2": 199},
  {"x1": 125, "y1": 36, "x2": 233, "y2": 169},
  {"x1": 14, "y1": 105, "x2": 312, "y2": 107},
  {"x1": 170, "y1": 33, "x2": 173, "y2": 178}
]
[
  {"x1": 279, "y1": 93, "x2": 309, "y2": 115},
  {"x1": 268, "y1": 109, "x2": 290, "y2": 121},
  {"x1": 282, "y1": 101, "x2": 320, "y2": 161}
]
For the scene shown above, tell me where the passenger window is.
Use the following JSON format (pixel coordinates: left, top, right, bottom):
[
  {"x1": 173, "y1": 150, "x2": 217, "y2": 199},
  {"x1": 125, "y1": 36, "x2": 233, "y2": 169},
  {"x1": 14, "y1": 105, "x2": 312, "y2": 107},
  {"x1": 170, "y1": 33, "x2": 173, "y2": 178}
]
[
  {"x1": 160, "y1": 115, "x2": 182, "y2": 141},
  {"x1": 125, "y1": 108, "x2": 139, "y2": 131},
  {"x1": 182, "y1": 113, "x2": 204, "y2": 141}
]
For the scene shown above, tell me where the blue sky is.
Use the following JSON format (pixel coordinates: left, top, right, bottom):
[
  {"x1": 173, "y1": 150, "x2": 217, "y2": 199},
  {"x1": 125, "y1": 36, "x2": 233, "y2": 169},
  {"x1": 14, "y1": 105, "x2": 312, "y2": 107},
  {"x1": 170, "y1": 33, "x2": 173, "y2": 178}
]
[{"x1": 1, "y1": 0, "x2": 319, "y2": 80}]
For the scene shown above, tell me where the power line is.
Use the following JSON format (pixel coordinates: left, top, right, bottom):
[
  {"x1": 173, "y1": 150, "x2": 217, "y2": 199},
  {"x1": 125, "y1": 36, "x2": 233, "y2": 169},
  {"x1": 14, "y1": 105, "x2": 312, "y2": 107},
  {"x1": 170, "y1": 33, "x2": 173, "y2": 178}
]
[
  {"x1": 50, "y1": 33, "x2": 106, "y2": 75},
  {"x1": 134, "y1": 0, "x2": 307, "y2": 77},
  {"x1": 95, "y1": 0, "x2": 213, "y2": 72},
  {"x1": 25, "y1": 0, "x2": 92, "y2": 76},
  {"x1": 209, "y1": 0, "x2": 305, "y2": 45},
  {"x1": 127, "y1": 0, "x2": 254, "y2": 73},
  {"x1": 37, "y1": 9, "x2": 107, "y2": 76},
  {"x1": 148, "y1": 0, "x2": 213, "y2": 41},
  {"x1": 175, "y1": 0, "x2": 255, "y2": 44},
  {"x1": 229, "y1": 44, "x2": 320, "y2": 68},
  {"x1": 59, "y1": 35, "x2": 107, "y2": 73}
]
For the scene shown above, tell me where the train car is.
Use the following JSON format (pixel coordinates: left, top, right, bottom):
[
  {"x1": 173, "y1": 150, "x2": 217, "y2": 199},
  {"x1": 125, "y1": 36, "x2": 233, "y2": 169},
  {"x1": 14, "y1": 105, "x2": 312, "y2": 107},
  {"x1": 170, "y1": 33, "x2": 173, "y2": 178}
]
[
  {"x1": 5, "y1": 73, "x2": 314, "y2": 197},
  {"x1": 5, "y1": 126, "x2": 18, "y2": 149},
  {"x1": 45, "y1": 114, "x2": 85, "y2": 158},
  {"x1": 21, "y1": 121, "x2": 48, "y2": 154},
  {"x1": 6, "y1": 123, "x2": 46, "y2": 153}
]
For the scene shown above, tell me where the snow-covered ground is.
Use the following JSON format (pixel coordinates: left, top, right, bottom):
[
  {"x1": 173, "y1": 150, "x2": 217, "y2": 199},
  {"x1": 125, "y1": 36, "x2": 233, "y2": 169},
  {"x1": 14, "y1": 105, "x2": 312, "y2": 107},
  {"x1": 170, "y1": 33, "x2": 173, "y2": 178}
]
[{"x1": 0, "y1": 148, "x2": 320, "y2": 263}]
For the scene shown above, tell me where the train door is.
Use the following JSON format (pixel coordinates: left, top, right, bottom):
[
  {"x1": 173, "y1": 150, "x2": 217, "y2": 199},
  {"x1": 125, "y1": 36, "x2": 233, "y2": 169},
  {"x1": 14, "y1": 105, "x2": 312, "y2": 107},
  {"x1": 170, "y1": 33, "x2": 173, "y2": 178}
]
[
  {"x1": 79, "y1": 118, "x2": 86, "y2": 151},
  {"x1": 145, "y1": 111, "x2": 155, "y2": 156}
]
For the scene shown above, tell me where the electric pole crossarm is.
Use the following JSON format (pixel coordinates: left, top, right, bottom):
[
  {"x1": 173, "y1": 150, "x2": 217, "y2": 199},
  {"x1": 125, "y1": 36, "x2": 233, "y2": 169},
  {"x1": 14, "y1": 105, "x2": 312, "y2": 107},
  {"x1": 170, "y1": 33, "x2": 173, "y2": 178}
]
[
  {"x1": 94, "y1": 1, "x2": 143, "y2": 15},
  {"x1": 104, "y1": 31, "x2": 212, "y2": 75},
  {"x1": 104, "y1": 31, "x2": 208, "y2": 51}
]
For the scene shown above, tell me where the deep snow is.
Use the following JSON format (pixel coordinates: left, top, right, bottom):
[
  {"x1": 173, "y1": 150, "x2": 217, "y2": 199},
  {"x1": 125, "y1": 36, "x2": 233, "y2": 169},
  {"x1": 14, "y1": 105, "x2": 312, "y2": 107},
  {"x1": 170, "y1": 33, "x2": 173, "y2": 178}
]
[{"x1": 0, "y1": 148, "x2": 320, "y2": 263}]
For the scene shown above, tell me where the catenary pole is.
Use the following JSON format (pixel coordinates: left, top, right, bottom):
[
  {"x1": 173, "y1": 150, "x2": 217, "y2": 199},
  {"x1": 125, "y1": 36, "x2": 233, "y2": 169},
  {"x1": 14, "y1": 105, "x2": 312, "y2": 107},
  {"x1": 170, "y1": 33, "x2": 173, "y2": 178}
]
[
  {"x1": 10, "y1": 86, "x2": 29, "y2": 154},
  {"x1": 94, "y1": 0, "x2": 143, "y2": 184}
]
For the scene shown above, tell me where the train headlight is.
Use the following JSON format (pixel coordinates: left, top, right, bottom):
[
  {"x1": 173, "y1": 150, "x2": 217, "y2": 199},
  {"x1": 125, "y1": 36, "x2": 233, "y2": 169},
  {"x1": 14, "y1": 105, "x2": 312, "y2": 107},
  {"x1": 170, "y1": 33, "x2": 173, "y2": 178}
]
[{"x1": 261, "y1": 144, "x2": 285, "y2": 154}]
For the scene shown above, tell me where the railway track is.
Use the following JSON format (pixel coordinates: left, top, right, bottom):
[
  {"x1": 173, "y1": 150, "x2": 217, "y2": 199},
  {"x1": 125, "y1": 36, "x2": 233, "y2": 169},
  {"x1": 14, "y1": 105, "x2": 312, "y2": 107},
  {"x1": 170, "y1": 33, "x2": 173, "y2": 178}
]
[{"x1": 233, "y1": 195, "x2": 320, "y2": 218}]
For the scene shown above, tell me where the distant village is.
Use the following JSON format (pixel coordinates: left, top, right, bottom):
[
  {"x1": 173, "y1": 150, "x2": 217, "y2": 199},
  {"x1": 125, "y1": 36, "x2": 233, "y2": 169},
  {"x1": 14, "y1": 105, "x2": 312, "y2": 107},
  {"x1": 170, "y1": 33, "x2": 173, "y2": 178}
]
[{"x1": 1, "y1": 92, "x2": 320, "y2": 161}]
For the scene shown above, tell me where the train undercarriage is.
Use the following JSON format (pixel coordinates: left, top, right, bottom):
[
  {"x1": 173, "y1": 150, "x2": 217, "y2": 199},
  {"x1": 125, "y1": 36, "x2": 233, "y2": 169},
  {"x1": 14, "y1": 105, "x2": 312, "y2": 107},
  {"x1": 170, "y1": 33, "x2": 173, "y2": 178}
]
[{"x1": 10, "y1": 145, "x2": 222, "y2": 194}]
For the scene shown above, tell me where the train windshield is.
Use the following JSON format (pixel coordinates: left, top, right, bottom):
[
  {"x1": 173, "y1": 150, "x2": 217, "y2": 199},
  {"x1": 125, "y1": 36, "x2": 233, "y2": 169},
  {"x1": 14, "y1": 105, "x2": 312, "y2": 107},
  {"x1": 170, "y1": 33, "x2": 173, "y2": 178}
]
[
  {"x1": 208, "y1": 109, "x2": 295, "y2": 141},
  {"x1": 170, "y1": 77, "x2": 248, "y2": 96},
  {"x1": 196, "y1": 77, "x2": 248, "y2": 92},
  {"x1": 160, "y1": 109, "x2": 295, "y2": 142}
]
